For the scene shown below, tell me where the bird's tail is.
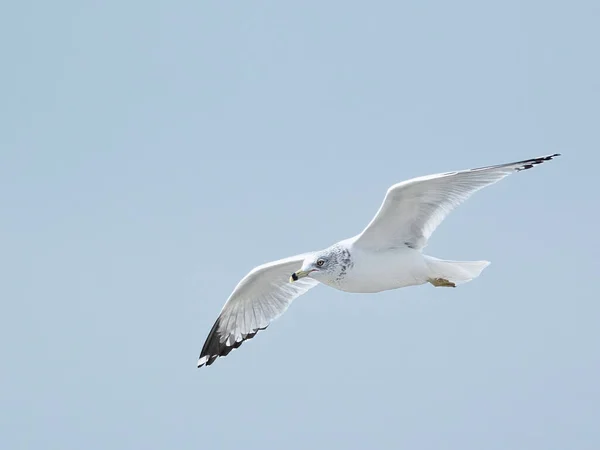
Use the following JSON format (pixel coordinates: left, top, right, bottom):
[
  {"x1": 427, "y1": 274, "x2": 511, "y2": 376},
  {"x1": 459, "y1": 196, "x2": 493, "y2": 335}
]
[{"x1": 424, "y1": 256, "x2": 490, "y2": 285}]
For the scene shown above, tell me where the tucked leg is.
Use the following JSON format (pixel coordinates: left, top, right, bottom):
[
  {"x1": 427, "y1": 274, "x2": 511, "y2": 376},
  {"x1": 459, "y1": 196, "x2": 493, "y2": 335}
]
[{"x1": 428, "y1": 277, "x2": 456, "y2": 288}]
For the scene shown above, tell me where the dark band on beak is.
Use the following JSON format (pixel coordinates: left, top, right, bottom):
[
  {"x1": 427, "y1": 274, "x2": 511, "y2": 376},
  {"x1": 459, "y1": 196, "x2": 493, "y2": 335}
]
[{"x1": 291, "y1": 272, "x2": 299, "y2": 281}]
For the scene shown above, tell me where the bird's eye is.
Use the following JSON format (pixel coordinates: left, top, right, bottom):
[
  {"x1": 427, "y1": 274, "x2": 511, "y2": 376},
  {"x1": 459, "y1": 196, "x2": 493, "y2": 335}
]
[{"x1": 316, "y1": 259, "x2": 325, "y2": 267}]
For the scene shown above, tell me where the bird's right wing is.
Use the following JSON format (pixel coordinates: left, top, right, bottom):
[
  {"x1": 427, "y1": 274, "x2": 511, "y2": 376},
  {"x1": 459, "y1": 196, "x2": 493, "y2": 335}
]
[
  {"x1": 353, "y1": 154, "x2": 560, "y2": 251},
  {"x1": 198, "y1": 253, "x2": 319, "y2": 367}
]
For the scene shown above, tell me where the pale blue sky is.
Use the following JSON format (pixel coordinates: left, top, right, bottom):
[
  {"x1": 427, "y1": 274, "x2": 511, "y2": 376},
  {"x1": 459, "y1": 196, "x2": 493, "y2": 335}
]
[{"x1": 1, "y1": 1, "x2": 599, "y2": 449}]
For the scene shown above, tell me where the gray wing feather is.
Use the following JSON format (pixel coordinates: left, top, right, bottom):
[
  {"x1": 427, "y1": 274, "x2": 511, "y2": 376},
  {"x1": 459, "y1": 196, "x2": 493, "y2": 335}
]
[
  {"x1": 198, "y1": 253, "x2": 318, "y2": 367},
  {"x1": 354, "y1": 154, "x2": 560, "y2": 251}
]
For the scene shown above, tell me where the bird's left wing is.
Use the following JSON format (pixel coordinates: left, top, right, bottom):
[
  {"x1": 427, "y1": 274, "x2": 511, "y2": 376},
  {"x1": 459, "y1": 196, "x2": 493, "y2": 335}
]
[
  {"x1": 198, "y1": 253, "x2": 319, "y2": 367},
  {"x1": 353, "y1": 154, "x2": 560, "y2": 251}
]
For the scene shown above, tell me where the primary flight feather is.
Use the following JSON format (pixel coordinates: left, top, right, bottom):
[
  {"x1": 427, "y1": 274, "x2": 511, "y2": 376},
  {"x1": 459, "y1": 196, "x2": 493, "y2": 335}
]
[{"x1": 198, "y1": 154, "x2": 560, "y2": 367}]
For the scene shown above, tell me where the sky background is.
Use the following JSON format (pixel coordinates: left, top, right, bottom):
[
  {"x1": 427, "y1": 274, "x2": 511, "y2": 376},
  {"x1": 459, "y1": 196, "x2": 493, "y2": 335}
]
[{"x1": 1, "y1": 1, "x2": 599, "y2": 449}]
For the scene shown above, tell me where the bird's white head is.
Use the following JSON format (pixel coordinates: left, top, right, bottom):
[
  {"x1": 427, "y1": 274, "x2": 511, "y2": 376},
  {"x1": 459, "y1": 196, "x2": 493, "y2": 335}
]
[{"x1": 289, "y1": 245, "x2": 353, "y2": 286}]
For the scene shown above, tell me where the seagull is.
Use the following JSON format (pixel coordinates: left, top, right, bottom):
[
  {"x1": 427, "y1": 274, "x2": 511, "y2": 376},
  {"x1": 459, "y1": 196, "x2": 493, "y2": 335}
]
[{"x1": 197, "y1": 154, "x2": 560, "y2": 367}]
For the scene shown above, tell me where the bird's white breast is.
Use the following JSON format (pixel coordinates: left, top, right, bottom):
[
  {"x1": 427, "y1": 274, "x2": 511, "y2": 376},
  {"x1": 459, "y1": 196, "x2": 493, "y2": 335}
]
[{"x1": 331, "y1": 244, "x2": 430, "y2": 293}]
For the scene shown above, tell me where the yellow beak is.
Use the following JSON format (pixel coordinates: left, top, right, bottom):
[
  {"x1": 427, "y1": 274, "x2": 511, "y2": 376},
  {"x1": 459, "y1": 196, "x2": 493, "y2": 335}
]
[{"x1": 289, "y1": 270, "x2": 312, "y2": 283}]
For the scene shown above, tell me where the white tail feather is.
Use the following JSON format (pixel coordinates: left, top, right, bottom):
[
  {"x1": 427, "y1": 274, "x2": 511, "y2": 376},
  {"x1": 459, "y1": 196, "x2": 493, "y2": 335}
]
[{"x1": 424, "y1": 256, "x2": 490, "y2": 285}]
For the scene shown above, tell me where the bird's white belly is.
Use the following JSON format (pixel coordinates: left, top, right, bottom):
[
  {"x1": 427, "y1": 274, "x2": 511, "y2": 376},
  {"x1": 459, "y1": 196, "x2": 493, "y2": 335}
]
[{"x1": 330, "y1": 246, "x2": 430, "y2": 293}]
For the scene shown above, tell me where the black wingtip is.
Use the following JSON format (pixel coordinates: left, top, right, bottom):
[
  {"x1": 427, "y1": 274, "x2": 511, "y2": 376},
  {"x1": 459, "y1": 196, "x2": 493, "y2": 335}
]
[
  {"x1": 197, "y1": 319, "x2": 268, "y2": 368},
  {"x1": 515, "y1": 153, "x2": 561, "y2": 172}
]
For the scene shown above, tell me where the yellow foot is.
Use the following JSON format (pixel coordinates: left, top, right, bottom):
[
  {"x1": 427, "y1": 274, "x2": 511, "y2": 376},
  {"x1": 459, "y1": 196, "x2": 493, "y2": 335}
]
[{"x1": 428, "y1": 277, "x2": 456, "y2": 288}]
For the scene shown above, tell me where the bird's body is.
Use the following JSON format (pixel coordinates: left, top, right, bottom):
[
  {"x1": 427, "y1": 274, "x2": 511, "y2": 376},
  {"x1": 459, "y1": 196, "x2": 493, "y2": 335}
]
[
  {"x1": 197, "y1": 154, "x2": 560, "y2": 367},
  {"x1": 312, "y1": 241, "x2": 431, "y2": 293}
]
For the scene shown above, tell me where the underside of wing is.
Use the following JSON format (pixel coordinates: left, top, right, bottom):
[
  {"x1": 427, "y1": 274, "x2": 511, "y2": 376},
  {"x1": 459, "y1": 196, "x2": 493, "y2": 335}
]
[
  {"x1": 198, "y1": 253, "x2": 319, "y2": 367},
  {"x1": 353, "y1": 154, "x2": 560, "y2": 251}
]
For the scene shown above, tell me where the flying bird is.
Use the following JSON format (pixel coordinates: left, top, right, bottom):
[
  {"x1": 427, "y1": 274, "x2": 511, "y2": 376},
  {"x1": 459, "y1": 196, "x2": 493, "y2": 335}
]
[{"x1": 197, "y1": 154, "x2": 560, "y2": 367}]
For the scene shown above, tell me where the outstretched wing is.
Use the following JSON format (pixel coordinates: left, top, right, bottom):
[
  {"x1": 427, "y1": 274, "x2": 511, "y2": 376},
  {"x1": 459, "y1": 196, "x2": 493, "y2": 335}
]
[
  {"x1": 353, "y1": 154, "x2": 560, "y2": 251},
  {"x1": 198, "y1": 253, "x2": 319, "y2": 367}
]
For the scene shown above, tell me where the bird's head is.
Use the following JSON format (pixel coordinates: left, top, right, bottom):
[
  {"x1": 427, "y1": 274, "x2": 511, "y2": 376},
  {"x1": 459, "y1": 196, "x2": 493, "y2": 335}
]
[{"x1": 289, "y1": 246, "x2": 352, "y2": 285}]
